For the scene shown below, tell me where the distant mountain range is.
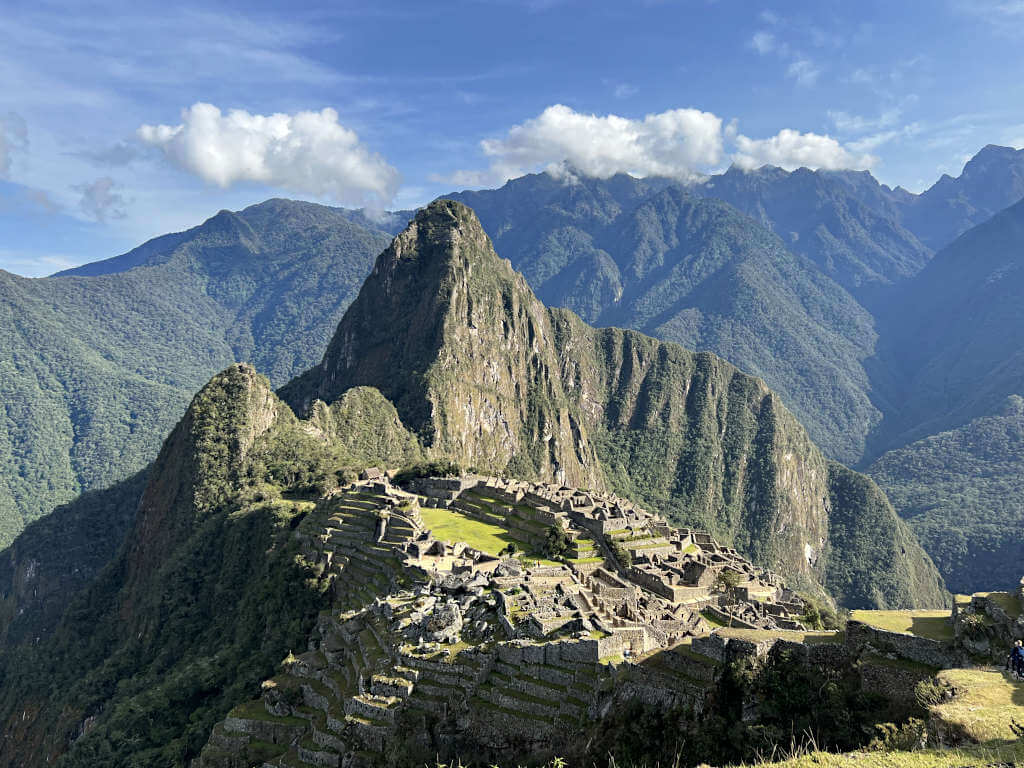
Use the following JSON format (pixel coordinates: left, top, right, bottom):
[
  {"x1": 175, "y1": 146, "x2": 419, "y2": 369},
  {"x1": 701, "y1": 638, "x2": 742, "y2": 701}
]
[{"x1": 1, "y1": 144, "x2": 1023, "y2": 594}]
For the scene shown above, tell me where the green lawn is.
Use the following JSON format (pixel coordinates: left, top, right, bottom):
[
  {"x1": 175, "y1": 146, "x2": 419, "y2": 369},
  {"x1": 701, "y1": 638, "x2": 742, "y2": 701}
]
[
  {"x1": 850, "y1": 609, "x2": 954, "y2": 641},
  {"x1": 418, "y1": 507, "x2": 557, "y2": 564},
  {"x1": 734, "y1": 742, "x2": 1024, "y2": 767},
  {"x1": 419, "y1": 506, "x2": 512, "y2": 555}
]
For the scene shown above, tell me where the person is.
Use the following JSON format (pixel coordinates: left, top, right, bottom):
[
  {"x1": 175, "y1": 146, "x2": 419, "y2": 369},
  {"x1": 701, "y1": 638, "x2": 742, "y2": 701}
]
[{"x1": 1012, "y1": 640, "x2": 1024, "y2": 680}]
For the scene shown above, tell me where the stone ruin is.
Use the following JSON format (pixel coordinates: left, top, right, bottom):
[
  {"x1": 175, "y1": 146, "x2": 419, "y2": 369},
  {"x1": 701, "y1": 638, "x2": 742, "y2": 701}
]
[
  {"x1": 194, "y1": 473, "x2": 818, "y2": 768},
  {"x1": 405, "y1": 473, "x2": 809, "y2": 649}
]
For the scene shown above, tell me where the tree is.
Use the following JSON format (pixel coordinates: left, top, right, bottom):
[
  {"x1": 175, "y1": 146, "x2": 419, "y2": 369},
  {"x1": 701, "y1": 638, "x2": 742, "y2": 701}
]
[{"x1": 544, "y1": 525, "x2": 571, "y2": 559}]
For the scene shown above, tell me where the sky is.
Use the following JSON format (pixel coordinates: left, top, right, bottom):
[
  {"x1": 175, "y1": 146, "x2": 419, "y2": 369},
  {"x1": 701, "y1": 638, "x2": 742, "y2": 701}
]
[{"x1": 1, "y1": 0, "x2": 1023, "y2": 276}]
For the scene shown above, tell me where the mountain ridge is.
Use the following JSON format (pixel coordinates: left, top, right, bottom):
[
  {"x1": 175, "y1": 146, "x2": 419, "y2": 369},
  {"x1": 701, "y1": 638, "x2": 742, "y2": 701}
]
[{"x1": 281, "y1": 199, "x2": 946, "y2": 607}]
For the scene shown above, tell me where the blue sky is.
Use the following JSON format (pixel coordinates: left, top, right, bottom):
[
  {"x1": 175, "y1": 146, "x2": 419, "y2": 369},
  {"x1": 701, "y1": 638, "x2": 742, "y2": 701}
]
[{"x1": 1, "y1": 0, "x2": 1023, "y2": 276}]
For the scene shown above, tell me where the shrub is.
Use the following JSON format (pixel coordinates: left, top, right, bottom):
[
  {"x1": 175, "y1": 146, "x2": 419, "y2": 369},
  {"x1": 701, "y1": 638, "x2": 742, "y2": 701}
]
[{"x1": 543, "y1": 525, "x2": 571, "y2": 559}]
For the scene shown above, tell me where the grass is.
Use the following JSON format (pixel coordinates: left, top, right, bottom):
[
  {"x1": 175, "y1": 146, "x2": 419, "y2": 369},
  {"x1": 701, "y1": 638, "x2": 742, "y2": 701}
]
[
  {"x1": 714, "y1": 628, "x2": 843, "y2": 645},
  {"x1": 701, "y1": 610, "x2": 729, "y2": 628},
  {"x1": 732, "y1": 742, "x2": 1024, "y2": 767},
  {"x1": 419, "y1": 506, "x2": 518, "y2": 556},
  {"x1": 228, "y1": 699, "x2": 307, "y2": 726},
  {"x1": 972, "y1": 591, "x2": 1023, "y2": 618},
  {"x1": 417, "y1": 506, "x2": 558, "y2": 564},
  {"x1": 930, "y1": 668, "x2": 1024, "y2": 743},
  {"x1": 850, "y1": 609, "x2": 954, "y2": 641},
  {"x1": 861, "y1": 653, "x2": 939, "y2": 675}
]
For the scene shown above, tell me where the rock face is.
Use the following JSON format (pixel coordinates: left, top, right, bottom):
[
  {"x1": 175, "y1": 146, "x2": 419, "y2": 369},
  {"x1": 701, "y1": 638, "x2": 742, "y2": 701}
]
[
  {"x1": 282, "y1": 200, "x2": 947, "y2": 608},
  {"x1": 281, "y1": 199, "x2": 605, "y2": 490}
]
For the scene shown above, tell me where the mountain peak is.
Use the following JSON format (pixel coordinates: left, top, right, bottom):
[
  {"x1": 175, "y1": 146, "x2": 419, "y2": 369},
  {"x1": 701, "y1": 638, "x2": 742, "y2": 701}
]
[
  {"x1": 368, "y1": 198, "x2": 512, "y2": 295},
  {"x1": 279, "y1": 199, "x2": 525, "y2": 438}
]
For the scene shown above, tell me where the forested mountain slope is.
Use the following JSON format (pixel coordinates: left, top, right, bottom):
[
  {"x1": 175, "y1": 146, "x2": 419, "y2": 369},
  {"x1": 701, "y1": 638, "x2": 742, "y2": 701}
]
[
  {"x1": 872, "y1": 196, "x2": 1024, "y2": 451},
  {"x1": 0, "y1": 200, "x2": 390, "y2": 545},
  {"x1": 870, "y1": 397, "x2": 1024, "y2": 595},
  {"x1": 447, "y1": 177, "x2": 881, "y2": 463}
]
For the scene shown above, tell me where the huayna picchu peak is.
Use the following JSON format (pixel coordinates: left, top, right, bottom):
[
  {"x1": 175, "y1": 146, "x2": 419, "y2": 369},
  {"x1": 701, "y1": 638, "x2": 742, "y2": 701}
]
[{"x1": 282, "y1": 200, "x2": 945, "y2": 610}]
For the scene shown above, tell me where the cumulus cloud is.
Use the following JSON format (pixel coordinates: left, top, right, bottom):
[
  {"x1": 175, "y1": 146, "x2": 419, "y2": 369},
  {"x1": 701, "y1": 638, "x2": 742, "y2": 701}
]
[
  {"x1": 732, "y1": 129, "x2": 877, "y2": 171},
  {"x1": 0, "y1": 112, "x2": 28, "y2": 177},
  {"x1": 138, "y1": 103, "x2": 400, "y2": 207},
  {"x1": 74, "y1": 177, "x2": 127, "y2": 222},
  {"x1": 449, "y1": 104, "x2": 724, "y2": 186}
]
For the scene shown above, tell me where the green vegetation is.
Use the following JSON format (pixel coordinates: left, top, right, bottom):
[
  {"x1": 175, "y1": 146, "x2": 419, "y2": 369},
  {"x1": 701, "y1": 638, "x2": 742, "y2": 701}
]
[
  {"x1": 392, "y1": 459, "x2": 464, "y2": 485},
  {"x1": 930, "y1": 669, "x2": 1024, "y2": 743},
  {"x1": 0, "y1": 364, "x2": 432, "y2": 767},
  {"x1": 869, "y1": 395, "x2": 1024, "y2": 594},
  {"x1": 715, "y1": 569, "x2": 741, "y2": 592},
  {"x1": 714, "y1": 627, "x2": 843, "y2": 645},
  {"x1": 800, "y1": 596, "x2": 842, "y2": 631},
  {"x1": 850, "y1": 610, "x2": 954, "y2": 641},
  {"x1": 974, "y1": 591, "x2": 1023, "y2": 618},
  {"x1": 585, "y1": 643, "x2": 915, "y2": 768},
  {"x1": 451, "y1": 173, "x2": 887, "y2": 464},
  {"x1": 605, "y1": 536, "x2": 632, "y2": 568},
  {"x1": 0, "y1": 199, "x2": 390, "y2": 547},
  {"x1": 825, "y1": 463, "x2": 948, "y2": 610},
  {"x1": 542, "y1": 525, "x2": 571, "y2": 559}
]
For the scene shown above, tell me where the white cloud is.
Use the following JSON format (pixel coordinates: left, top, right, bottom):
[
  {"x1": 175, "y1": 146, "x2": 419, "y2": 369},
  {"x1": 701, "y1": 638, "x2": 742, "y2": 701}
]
[
  {"x1": 0, "y1": 112, "x2": 28, "y2": 177},
  {"x1": 449, "y1": 104, "x2": 724, "y2": 186},
  {"x1": 750, "y1": 31, "x2": 778, "y2": 54},
  {"x1": 732, "y1": 129, "x2": 877, "y2": 171},
  {"x1": 787, "y1": 58, "x2": 821, "y2": 86},
  {"x1": 74, "y1": 177, "x2": 127, "y2": 222},
  {"x1": 138, "y1": 103, "x2": 400, "y2": 207},
  {"x1": 828, "y1": 108, "x2": 902, "y2": 134},
  {"x1": 749, "y1": 24, "x2": 820, "y2": 86}
]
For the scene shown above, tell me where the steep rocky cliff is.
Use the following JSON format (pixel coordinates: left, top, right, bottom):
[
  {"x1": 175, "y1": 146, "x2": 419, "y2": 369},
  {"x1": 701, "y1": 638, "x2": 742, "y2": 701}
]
[{"x1": 282, "y1": 200, "x2": 946, "y2": 607}]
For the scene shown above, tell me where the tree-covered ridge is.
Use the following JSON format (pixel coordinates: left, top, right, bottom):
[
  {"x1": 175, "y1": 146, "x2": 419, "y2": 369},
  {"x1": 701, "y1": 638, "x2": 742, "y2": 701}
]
[
  {"x1": 869, "y1": 395, "x2": 1024, "y2": 594},
  {"x1": 0, "y1": 199, "x2": 391, "y2": 547},
  {"x1": 695, "y1": 164, "x2": 932, "y2": 304}
]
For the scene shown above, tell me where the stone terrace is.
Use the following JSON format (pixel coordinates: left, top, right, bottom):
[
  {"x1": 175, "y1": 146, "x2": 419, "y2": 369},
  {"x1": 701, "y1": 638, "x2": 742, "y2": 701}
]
[{"x1": 194, "y1": 474, "x2": 815, "y2": 768}]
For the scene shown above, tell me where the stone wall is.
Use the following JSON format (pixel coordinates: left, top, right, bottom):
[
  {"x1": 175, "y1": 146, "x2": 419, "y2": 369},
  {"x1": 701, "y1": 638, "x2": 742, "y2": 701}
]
[{"x1": 846, "y1": 621, "x2": 955, "y2": 669}]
